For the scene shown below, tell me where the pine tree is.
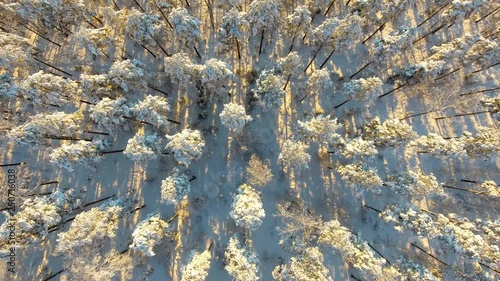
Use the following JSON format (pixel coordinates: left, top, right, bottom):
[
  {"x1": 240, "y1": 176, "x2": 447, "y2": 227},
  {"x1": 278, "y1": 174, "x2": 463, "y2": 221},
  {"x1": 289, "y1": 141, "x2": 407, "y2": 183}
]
[
  {"x1": 297, "y1": 115, "x2": 344, "y2": 146},
  {"x1": 229, "y1": 184, "x2": 265, "y2": 231},
  {"x1": 373, "y1": 26, "x2": 416, "y2": 64},
  {"x1": 49, "y1": 139, "x2": 107, "y2": 171},
  {"x1": 284, "y1": 6, "x2": 311, "y2": 53},
  {"x1": 273, "y1": 246, "x2": 333, "y2": 281},
  {"x1": 18, "y1": 70, "x2": 79, "y2": 106},
  {"x1": 170, "y1": 8, "x2": 202, "y2": 54},
  {"x1": 338, "y1": 164, "x2": 383, "y2": 191},
  {"x1": 125, "y1": 10, "x2": 169, "y2": 51},
  {"x1": 460, "y1": 127, "x2": 500, "y2": 159},
  {"x1": 80, "y1": 73, "x2": 117, "y2": 101},
  {"x1": 224, "y1": 235, "x2": 260, "y2": 281},
  {"x1": 165, "y1": 129, "x2": 205, "y2": 166},
  {"x1": 0, "y1": 32, "x2": 35, "y2": 73},
  {"x1": 379, "y1": 204, "x2": 436, "y2": 237},
  {"x1": 277, "y1": 51, "x2": 302, "y2": 89},
  {"x1": 108, "y1": 59, "x2": 147, "y2": 92},
  {"x1": 362, "y1": 117, "x2": 417, "y2": 147},
  {"x1": 411, "y1": 133, "x2": 466, "y2": 158},
  {"x1": 129, "y1": 213, "x2": 169, "y2": 257},
  {"x1": 253, "y1": 70, "x2": 285, "y2": 110},
  {"x1": 164, "y1": 52, "x2": 198, "y2": 86},
  {"x1": 160, "y1": 168, "x2": 191, "y2": 205},
  {"x1": 278, "y1": 140, "x2": 311, "y2": 170},
  {"x1": 123, "y1": 132, "x2": 162, "y2": 163},
  {"x1": 343, "y1": 77, "x2": 383, "y2": 105},
  {"x1": 199, "y1": 58, "x2": 237, "y2": 96},
  {"x1": 305, "y1": 68, "x2": 332, "y2": 97},
  {"x1": 90, "y1": 97, "x2": 131, "y2": 133},
  {"x1": 220, "y1": 102, "x2": 252, "y2": 133},
  {"x1": 72, "y1": 27, "x2": 114, "y2": 59},
  {"x1": 480, "y1": 180, "x2": 499, "y2": 196},
  {"x1": 218, "y1": 7, "x2": 248, "y2": 59},
  {"x1": 342, "y1": 137, "x2": 378, "y2": 161},
  {"x1": 385, "y1": 171, "x2": 443, "y2": 199},
  {"x1": 181, "y1": 249, "x2": 212, "y2": 281},
  {"x1": 246, "y1": 0, "x2": 281, "y2": 55},
  {"x1": 130, "y1": 94, "x2": 171, "y2": 128}
]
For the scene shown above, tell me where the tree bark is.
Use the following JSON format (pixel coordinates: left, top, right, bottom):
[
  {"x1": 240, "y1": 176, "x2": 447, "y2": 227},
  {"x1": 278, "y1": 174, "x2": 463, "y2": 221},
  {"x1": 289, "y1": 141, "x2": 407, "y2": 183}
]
[
  {"x1": 304, "y1": 43, "x2": 323, "y2": 72},
  {"x1": 334, "y1": 98, "x2": 351, "y2": 109},
  {"x1": 435, "y1": 110, "x2": 491, "y2": 120},
  {"x1": 379, "y1": 81, "x2": 409, "y2": 98},
  {"x1": 20, "y1": 23, "x2": 61, "y2": 47},
  {"x1": 236, "y1": 38, "x2": 241, "y2": 61},
  {"x1": 399, "y1": 110, "x2": 434, "y2": 120},
  {"x1": 363, "y1": 204, "x2": 381, "y2": 213},
  {"x1": 0, "y1": 162, "x2": 25, "y2": 167},
  {"x1": 476, "y1": 6, "x2": 500, "y2": 23},
  {"x1": 43, "y1": 269, "x2": 64, "y2": 281},
  {"x1": 83, "y1": 130, "x2": 110, "y2": 136},
  {"x1": 350, "y1": 61, "x2": 373, "y2": 79},
  {"x1": 82, "y1": 194, "x2": 116, "y2": 208},
  {"x1": 140, "y1": 44, "x2": 157, "y2": 58},
  {"x1": 147, "y1": 84, "x2": 170, "y2": 96},
  {"x1": 417, "y1": 3, "x2": 450, "y2": 27},
  {"x1": 39, "y1": 181, "x2": 59, "y2": 186},
  {"x1": 154, "y1": 38, "x2": 170, "y2": 56},
  {"x1": 410, "y1": 243, "x2": 449, "y2": 266},
  {"x1": 259, "y1": 30, "x2": 265, "y2": 55},
  {"x1": 283, "y1": 74, "x2": 292, "y2": 90},
  {"x1": 100, "y1": 149, "x2": 126, "y2": 155},
  {"x1": 33, "y1": 57, "x2": 73, "y2": 76},
  {"x1": 133, "y1": 0, "x2": 145, "y2": 12},
  {"x1": 459, "y1": 87, "x2": 500, "y2": 97},
  {"x1": 461, "y1": 179, "x2": 479, "y2": 184},
  {"x1": 319, "y1": 48, "x2": 335, "y2": 69},
  {"x1": 434, "y1": 67, "x2": 461, "y2": 81},
  {"x1": 194, "y1": 46, "x2": 202, "y2": 59},
  {"x1": 469, "y1": 61, "x2": 500, "y2": 75},
  {"x1": 288, "y1": 35, "x2": 296, "y2": 54},
  {"x1": 367, "y1": 242, "x2": 391, "y2": 264},
  {"x1": 324, "y1": 0, "x2": 336, "y2": 16},
  {"x1": 362, "y1": 24, "x2": 385, "y2": 44}
]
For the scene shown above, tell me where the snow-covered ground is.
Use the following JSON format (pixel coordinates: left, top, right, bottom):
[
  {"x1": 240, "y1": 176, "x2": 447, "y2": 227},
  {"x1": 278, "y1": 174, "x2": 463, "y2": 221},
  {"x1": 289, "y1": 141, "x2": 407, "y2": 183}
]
[{"x1": 0, "y1": 0, "x2": 499, "y2": 280}]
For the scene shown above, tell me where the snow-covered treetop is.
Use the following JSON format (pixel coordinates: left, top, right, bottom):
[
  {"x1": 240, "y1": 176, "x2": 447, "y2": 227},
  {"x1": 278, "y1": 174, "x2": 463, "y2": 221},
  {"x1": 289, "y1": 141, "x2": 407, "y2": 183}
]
[
  {"x1": 220, "y1": 102, "x2": 252, "y2": 133},
  {"x1": 385, "y1": 171, "x2": 443, "y2": 199},
  {"x1": 80, "y1": 73, "x2": 116, "y2": 101},
  {"x1": 49, "y1": 139, "x2": 106, "y2": 171},
  {"x1": 400, "y1": 59, "x2": 446, "y2": 82},
  {"x1": 481, "y1": 97, "x2": 500, "y2": 114},
  {"x1": 278, "y1": 140, "x2": 311, "y2": 170},
  {"x1": 124, "y1": 132, "x2": 162, "y2": 163},
  {"x1": 126, "y1": 10, "x2": 168, "y2": 46},
  {"x1": 394, "y1": 257, "x2": 437, "y2": 281},
  {"x1": 253, "y1": 69, "x2": 285, "y2": 110},
  {"x1": 461, "y1": 127, "x2": 500, "y2": 159},
  {"x1": 199, "y1": 58, "x2": 237, "y2": 96},
  {"x1": 0, "y1": 196, "x2": 61, "y2": 244},
  {"x1": 480, "y1": 180, "x2": 499, "y2": 196},
  {"x1": 350, "y1": 0, "x2": 384, "y2": 22},
  {"x1": 18, "y1": 70, "x2": 79, "y2": 106},
  {"x1": 224, "y1": 235, "x2": 260, "y2": 281},
  {"x1": 318, "y1": 220, "x2": 356, "y2": 254},
  {"x1": 342, "y1": 137, "x2": 378, "y2": 160},
  {"x1": 129, "y1": 213, "x2": 169, "y2": 257},
  {"x1": 429, "y1": 33, "x2": 480, "y2": 62},
  {"x1": 306, "y1": 0, "x2": 330, "y2": 14},
  {"x1": 246, "y1": 0, "x2": 281, "y2": 36},
  {"x1": 108, "y1": 59, "x2": 147, "y2": 92},
  {"x1": 8, "y1": 111, "x2": 83, "y2": 145},
  {"x1": 170, "y1": 8, "x2": 201, "y2": 47},
  {"x1": 181, "y1": 249, "x2": 212, "y2": 281},
  {"x1": 164, "y1": 52, "x2": 197, "y2": 85},
  {"x1": 0, "y1": 31, "x2": 35, "y2": 72},
  {"x1": 73, "y1": 27, "x2": 113, "y2": 58},
  {"x1": 230, "y1": 184, "x2": 265, "y2": 231},
  {"x1": 311, "y1": 14, "x2": 363, "y2": 51},
  {"x1": 442, "y1": 0, "x2": 488, "y2": 21},
  {"x1": 374, "y1": 26, "x2": 416, "y2": 63},
  {"x1": 130, "y1": 94, "x2": 171, "y2": 128},
  {"x1": 306, "y1": 68, "x2": 332, "y2": 95},
  {"x1": 160, "y1": 168, "x2": 191, "y2": 205},
  {"x1": 464, "y1": 36, "x2": 499, "y2": 68},
  {"x1": 218, "y1": 7, "x2": 249, "y2": 43},
  {"x1": 362, "y1": 117, "x2": 417, "y2": 146},
  {"x1": 379, "y1": 204, "x2": 436, "y2": 237},
  {"x1": 0, "y1": 72, "x2": 17, "y2": 99},
  {"x1": 338, "y1": 164, "x2": 383, "y2": 191},
  {"x1": 90, "y1": 97, "x2": 131, "y2": 133},
  {"x1": 381, "y1": 0, "x2": 416, "y2": 19},
  {"x1": 284, "y1": 5, "x2": 311, "y2": 38},
  {"x1": 297, "y1": 114, "x2": 344, "y2": 146},
  {"x1": 276, "y1": 51, "x2": 302, "y2": 76},
  {"x1": 410, "y1": 133, "x2": 466, "y2": 158},
  {"x1": 55, "y1": 198, "x2": 126, "y2": 256},
  {"x1": 165, "y1": 129, "x2": 205, "y2": 166},
  {"x1": 273, "y1": 246, "x2": 333, "y2": 281},
  {"x1": 343, "y1": 77, "x2": 383, "y2": 103}
]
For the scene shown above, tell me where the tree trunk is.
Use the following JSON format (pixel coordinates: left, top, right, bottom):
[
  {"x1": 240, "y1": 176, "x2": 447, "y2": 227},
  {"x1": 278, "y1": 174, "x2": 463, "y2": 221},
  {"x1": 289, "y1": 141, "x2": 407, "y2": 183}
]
[
  {"x1": 236, "y1": 38, "x2": 241, "y2": 61},
  {"x1": 350, "y1": 275, "x2": 361, "y2": 281},
  {"x1": 100, "y1": 149, "x2": 126, "y2": 155},
  {"x1": 20, "y1": 23, "x2": 61, "y2": 47},
  {"x1": 435, "y1": 110, "x2": 491, "y2": 120},
  {"x1": 84, "y1": 18, "x2": 97, "y2": 29},
  {"x1": 299, "y1": 93, "x2": 308, "y2": 103},
  {"x1": 111, "y1": 0, "x2": 120, "y2": 9},
  {"x1": 363, "y1": 204, "x2": 381, "y2": 213},
  {"x1": 324, "y1": 0, "x2": 336, "y2": 16},
  {"x1": 410, "y1": 243, "x2": 449, "y2": 266},
  {"x1": 189, "y1": 176, "x2": 197, "y2": 182},
  {"x1": 154, "y1": 0, "x2": 173, "y2": 29},
  {"x1": 259, "y1": 30, "x2": 265, "y2": 55},
  {"x1": 130, "y1": 204, "x2": 146, "y2": 214},
  {"x1": 304, "y1": 43, "x2": 323, "y2": 72},
  {"x1": 441, "y1": 185, "x2": 484, "y2": 194},
  {"x1": 140, "y1": 44, "x2": 157, "y2": 58},
  {"x1": 362, "y1": 24, "x2": 385, "y2": 44},
  {"x1": 154, "y1": 38, "x2": 170, "y2": 56},
  {"x1": 478, "y1": 262, "x2": 500, "y2": 274},
  {"x1": 147, "y1": 84, "x2": 170, "y2": 96},
  {"x1": 399, "y1": 110, "x2": 434, "y2": 120},
  {"x1": 345, "y1": 0, "x2": 351, "y2": 6},
  {"x1": 413, "y1": 23, "x2": 446, "y2": 44},
  {"x1": 350, "y1": 61, "x2": 373, "y2": 79},
  {"x1": 283, "y1": 74, "x2": 292, "y2": 90},
  {"x1": 459, "y1": 87, "x2": 500, "y2": 97},
  {"x1": 334, "y1": 98, "x2": 351, "y2": 109},
  {"x1": 167, "y1": 118, "x2": 181, "y2": 124},
  {"x1": 185, "y1": 0, "x2": 190, "y2": 6},
  {"x1": 194, "y1": 46, "x2": 202, "y2": 59},
  {"x1": 33, "y1": 57, "x2": 73, "y2": 76},
  {"x1": 0, "y1": 162, "x2": 25, "y2": 167},
  {"x1": 134, "y1": 0, "x2": 146, "y2": 13},
  {"x1": 319, "y1": 48, "x2": 335, "y2": 69},
  {"x1": 83, "y1": 130, "x2": 110, "y2": 136},
  {"x1": 417, "y1": 3, "x2": 450, "y2": 27},
  {"x1": 379, "y1": 81, "x2": 409, "y2": 98},
  {"x1": 82, "y1": 194, "x2": 116, "y2": 208},
  {"x1": 288, "y1": 35, "x2": 296, "y2": 54},
  {"x1": 44, "y1": 136, "x2": 91, "y2": 141},
  {"x1": 476, "y1": 6, "x2": 500, "y2": 23},
  {"x1": 367, "y1": 242, "x2": 391, "y2": 264},
  {"x1": 43, "y1": 269, "x2": 64, "y2": 281},
  {"x1": 434, "y1": 67, "x2": 461, "y2": 81},
  {"x1": 39, "y1": 181, "x2": 59, "y2": 186},
  {"x1": 461, "y1": 179, "x2": 479, "y2": 184},
  {"x1": 469, "y1": 61, "x2": 500, "y2": 75}
]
